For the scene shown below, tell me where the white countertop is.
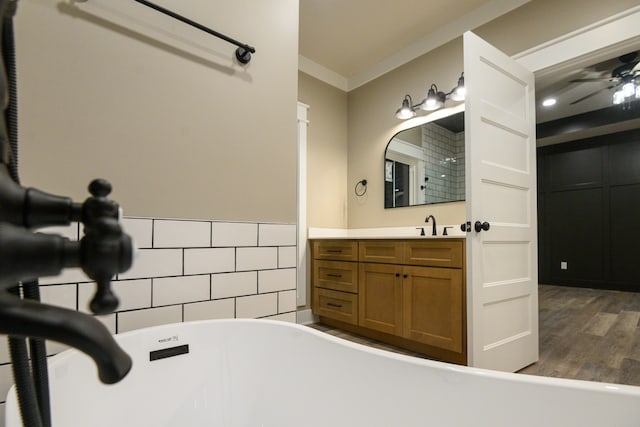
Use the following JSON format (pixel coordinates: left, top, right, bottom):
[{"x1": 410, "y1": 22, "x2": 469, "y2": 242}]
[{"x1": 308, "y1": 226, "x2": 466, "y2": 239}]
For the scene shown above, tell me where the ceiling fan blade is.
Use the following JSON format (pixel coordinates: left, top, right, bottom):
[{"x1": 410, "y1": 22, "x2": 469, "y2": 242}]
[
  {"x1": 569, "y1": 77, "x2": 614, "y2": 83},
  {"x1": 570, "y1": 85, "x2": 616, "y2": 105}
]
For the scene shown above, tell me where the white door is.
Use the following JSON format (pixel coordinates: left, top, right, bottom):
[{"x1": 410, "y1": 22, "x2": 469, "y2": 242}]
[{"x1": 464, "y1": 31, "x2": 538, "y2": 372}]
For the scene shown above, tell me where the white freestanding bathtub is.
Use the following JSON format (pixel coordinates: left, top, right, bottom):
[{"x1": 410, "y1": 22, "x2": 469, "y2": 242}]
[{"x1": 6, "y1": 319, "x2": 640, "y2": 426}]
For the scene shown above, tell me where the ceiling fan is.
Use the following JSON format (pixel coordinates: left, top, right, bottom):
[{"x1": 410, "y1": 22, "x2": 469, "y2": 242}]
[{"x1": 569, "y1": 52, "x2": 640, "y2": 105}]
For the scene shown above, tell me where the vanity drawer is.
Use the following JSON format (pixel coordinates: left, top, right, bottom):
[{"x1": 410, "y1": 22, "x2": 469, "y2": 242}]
[
  {"x1": 359, "y1": 240, "x2": 404, "y2": 264},
  {"x1": 404, "y1": 240, "x2": 463, "y2": 268},
  {"x1": 313, "y1": 260, "x2": 358, "y2": 293},
  {"x1": 313, "y1": 240, "x2": 358, "y2": 261},
  {"x1": 313, "y1": 288, "x2": 358, "y2": 325}
]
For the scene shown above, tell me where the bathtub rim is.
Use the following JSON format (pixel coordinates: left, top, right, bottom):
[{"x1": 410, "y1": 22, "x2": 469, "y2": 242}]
[{"x1": 6, "y1": 317, "x2": 640, "y2": 424}]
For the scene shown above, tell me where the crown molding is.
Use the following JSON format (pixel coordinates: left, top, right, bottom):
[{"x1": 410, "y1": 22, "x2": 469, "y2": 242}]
[
  {"x1": 298, "y1": 55, "x2": 349, "y2": 92},
  {"x1": 298, "y1": 0, "x2": 530, "y2": 92},
  {"x1": 346, "y1": 0, "x2": 530, "y2": 91}
]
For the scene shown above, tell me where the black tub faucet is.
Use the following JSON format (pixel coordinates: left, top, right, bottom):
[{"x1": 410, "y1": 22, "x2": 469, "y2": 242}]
[
  {"x1": 425, "y1": 214, "x2": 437, "y2": 236},
  {"x1": 0, "y1": 295, "x2": 132, "y2": 384}
]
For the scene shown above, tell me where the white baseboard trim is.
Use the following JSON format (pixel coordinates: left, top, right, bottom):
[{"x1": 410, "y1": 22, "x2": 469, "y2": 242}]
[{"x1": 296, "y1": 309, "x2": 318, "y2": 325}]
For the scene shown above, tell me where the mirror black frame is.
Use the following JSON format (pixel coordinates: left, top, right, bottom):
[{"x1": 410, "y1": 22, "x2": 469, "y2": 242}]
[{"x1": 384, "y1": 111, "x2": 465, "y2": 208}]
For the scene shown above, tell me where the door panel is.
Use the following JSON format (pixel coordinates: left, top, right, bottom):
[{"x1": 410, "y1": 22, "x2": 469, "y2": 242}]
[
  {"x1": 609, "y1": 184, "x2": 640, "y2": 284},
  {"x1": 464, "y1": 31, "x2": 538, "y2": 372}
]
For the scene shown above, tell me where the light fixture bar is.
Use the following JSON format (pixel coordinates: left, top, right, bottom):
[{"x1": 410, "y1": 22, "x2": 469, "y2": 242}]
[{"x1": 394, "y1": 72, "x2": 465, "y2": 119}]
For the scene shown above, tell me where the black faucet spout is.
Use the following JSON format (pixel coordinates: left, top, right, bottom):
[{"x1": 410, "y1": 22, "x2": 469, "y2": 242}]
[
  {"x1": 425, "y1": 214, "x2": 437, "y2": 236},
  {"x1": 0, "y1": 294, "x2": 132, "y2": 384}
]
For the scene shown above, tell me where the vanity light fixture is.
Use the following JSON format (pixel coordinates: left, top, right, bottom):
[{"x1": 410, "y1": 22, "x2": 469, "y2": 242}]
[
  {"x1": 395, "y1": 95, "x2": 417, "y2": 119},
  {"x1": 394, "y1": 72, "x2": 465, "y2": 119},
  {"x1": 421, "y1": 84, "x2": 446, "y2": 111},
  {"x1": 449, "y1": 73, "x2": 466, "y2": 101}
]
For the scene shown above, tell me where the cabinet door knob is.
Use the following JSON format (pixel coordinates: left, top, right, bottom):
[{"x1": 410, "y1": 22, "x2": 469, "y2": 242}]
[
  {"x1": 403, "y1": 274, "x2": 408, "y2": 279},
  {"x1": 395, "y1": 273, "x2": 400, "y2": 277}
]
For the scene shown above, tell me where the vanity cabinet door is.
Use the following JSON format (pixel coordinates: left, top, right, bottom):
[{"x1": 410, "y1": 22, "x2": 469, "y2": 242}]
[
  {"x1": 402, "y1": 266, "x2": 463, "y2": 352},
  {"x1": 358, "y1": 263, "x2": 403, "y2": 335}
]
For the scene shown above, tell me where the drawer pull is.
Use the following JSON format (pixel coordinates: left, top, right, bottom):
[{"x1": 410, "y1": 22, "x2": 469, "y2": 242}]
[
  {"x1": 326, "y1": 302, "x2": 343, "y2": 308},
  {"x1": 326, "y1": 273, "x2": 343, "y2": 278},
  {"x1": 326, "y1": 249, "x2": 343, "y2": 253}
]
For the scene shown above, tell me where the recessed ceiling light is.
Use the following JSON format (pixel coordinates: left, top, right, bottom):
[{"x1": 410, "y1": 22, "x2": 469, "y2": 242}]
[{"x1": 542, "y1": 98, "x2": 556, "y2": 107}]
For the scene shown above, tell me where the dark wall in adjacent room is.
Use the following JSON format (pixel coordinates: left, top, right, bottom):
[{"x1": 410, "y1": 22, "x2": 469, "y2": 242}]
[{"x1": 537, "y1": 128, "x2": 640, "y2": 292}]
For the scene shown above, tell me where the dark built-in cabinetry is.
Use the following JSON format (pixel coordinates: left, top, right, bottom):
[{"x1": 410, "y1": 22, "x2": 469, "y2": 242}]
[{"x1": 537, "y1": 128, "x2": 640, "y2": 292}]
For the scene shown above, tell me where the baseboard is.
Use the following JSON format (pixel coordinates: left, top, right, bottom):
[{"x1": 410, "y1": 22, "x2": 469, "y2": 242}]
[{"x1": 296, "y1": 308, "x2": 318, "y2": 325}]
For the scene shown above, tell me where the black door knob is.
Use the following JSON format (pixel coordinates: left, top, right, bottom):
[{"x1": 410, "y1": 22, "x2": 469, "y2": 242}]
[{"x1": 474, "y1": 221, "x2": 490, "y2": 232}]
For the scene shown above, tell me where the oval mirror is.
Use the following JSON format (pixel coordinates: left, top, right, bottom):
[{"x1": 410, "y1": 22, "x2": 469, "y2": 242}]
[{"x1": 384, "y1": 111, "x2": 465, "y2": 208}]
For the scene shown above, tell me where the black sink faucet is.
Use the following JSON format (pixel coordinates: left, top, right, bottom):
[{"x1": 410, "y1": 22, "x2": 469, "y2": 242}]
[{"x1": 425, "y1": 214, "x2": 437, "y2": 236}]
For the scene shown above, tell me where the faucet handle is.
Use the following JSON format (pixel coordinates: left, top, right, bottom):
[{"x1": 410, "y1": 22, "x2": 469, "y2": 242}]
[
  {"x1": 82, "y1": 179, "x2": 119, "y2": 226},
  {"x1": 90, "y1": 281, "x2": 119, "y2": 315},
  {"x1": 88, "y1": 179, "x2": 112, "y2": 198},
  {"x1": 81, "y1": 217, "x2": 133, "y2": 315}
]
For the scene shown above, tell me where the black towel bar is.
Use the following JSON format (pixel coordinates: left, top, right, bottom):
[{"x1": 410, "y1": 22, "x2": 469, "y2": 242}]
[{"x1": 131, "y1": 0, "x2": 256, "y2": 64}]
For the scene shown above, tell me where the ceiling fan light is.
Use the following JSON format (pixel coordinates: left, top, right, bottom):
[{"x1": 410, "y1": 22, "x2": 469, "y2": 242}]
[
  {"x1": 613, "y1": 90, "x2": 625, "y2": 105},
  {"x1": 622, "y1": 82, "x2": 635, "y2": 97},
  {"x1": 542, "y1": 98, "x2": 556, "y2": 107}
]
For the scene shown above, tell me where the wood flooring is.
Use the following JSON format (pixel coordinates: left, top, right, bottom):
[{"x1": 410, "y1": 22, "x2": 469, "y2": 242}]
[{"x1": 308, "y1": 284, "x2": 640, "y2": 387}]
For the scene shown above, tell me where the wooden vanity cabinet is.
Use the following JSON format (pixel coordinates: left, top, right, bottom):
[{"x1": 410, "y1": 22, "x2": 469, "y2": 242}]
[{"x1": 312, "y1": 238, "x2": 466, "y2": 365}]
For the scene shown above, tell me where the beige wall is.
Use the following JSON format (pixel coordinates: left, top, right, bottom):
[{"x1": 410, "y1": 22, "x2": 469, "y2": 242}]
[
  {"x1": 16, "y1": 0, "x2": 298, "y2": 223},
  {"x1": 345, "y1": 0, "x2": 640, "y2": 229},
  {"x1": 347, "y1": 39, "x2": 466, "y2": 228},
  {"x1": 298, "y1": 71, "x2": 348, "y2": 228}
]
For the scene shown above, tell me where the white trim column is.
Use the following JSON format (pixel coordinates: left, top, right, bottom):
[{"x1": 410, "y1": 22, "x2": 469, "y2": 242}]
[{"x1": 297, "y1": 102, "x2": 310, "y2": 308}]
